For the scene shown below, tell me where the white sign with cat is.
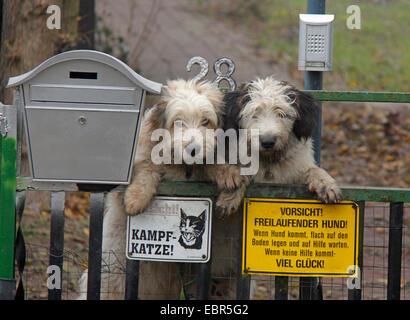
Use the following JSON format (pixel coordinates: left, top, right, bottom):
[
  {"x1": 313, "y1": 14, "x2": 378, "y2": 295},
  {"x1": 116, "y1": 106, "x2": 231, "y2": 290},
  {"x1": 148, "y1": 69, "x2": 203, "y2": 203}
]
[{"x1": 126, "y1": 196, "x2": 212, "y2": 263}]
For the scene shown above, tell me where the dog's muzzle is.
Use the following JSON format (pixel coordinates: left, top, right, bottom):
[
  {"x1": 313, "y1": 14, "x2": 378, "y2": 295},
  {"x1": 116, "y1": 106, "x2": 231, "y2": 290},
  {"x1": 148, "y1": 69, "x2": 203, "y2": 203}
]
[{"x1": 184, "y1": 142, "x2": 202, "y2": 158}]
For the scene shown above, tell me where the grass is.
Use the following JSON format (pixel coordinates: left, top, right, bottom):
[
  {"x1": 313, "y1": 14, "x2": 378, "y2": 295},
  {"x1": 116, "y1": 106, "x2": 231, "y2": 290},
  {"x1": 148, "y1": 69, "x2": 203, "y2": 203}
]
[{"x1": 199, "y1": 0, "x2": 410, "y2": 92}]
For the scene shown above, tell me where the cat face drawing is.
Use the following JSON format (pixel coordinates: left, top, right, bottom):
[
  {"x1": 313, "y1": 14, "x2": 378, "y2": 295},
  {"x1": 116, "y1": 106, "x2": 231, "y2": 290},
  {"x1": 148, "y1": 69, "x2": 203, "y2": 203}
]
[{"x1": 178, "y1": 209, "x2": 206, "y2": 249}]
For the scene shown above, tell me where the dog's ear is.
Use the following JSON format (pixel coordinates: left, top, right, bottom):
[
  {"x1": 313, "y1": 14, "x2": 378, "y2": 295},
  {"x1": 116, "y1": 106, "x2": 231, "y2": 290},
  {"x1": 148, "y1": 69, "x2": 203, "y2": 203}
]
[
  {"x1": 196, "y1": 81, "x2": 225, "y2": 127},
  {"x1": 287, "y1": 88, "x2": 319, "y2": 140},
  {"x1": 146, "y1": 100, "x2": 166, "y2": 131},
  {"x1": 196, "y1": 82, "x2": 224, "y2": 108},
  {"x1": 223, "y1": 83, "x2": 250, "y2": 131}
]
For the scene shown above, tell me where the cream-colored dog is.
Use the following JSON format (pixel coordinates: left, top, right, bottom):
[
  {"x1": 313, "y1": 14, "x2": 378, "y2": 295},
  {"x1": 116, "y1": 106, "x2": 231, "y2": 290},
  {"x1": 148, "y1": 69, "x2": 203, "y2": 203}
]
[{"x1": 77, "y1": 79, "x2": 244, "y2": 299}]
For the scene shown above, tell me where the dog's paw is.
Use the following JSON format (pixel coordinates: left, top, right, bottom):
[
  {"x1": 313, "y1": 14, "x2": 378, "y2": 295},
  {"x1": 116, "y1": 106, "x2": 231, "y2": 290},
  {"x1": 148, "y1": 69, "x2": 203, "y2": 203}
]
[
  {"x1": 309, "y1": 179, "x2": 342, "y2": 204},
  {"x1": 123, "y1": 189, "x2": 152, "y2": 216},
  {"x1": 216, "y1": 165, "x2": 245, "y2": 191},
  {"x1": 215, "y1": 190, "x2": 243, "y2": 219}
]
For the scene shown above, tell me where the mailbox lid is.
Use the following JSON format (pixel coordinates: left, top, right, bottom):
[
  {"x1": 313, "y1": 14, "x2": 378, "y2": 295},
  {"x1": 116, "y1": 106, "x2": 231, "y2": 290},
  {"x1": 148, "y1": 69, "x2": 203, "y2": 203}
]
[
  {"x1": 25, "y1": 105, "x2": 139, "y2": 183},
  {"x1": 7, "y1": 50, "x2": 162, "y2": 94},
  {"x1": 23, "y1": 58, "x2": 145, "y2": 106}
]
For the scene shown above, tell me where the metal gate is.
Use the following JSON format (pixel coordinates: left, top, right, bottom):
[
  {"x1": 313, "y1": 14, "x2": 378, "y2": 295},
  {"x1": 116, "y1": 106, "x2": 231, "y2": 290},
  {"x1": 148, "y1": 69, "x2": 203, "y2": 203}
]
[{"x1": 1, "y1": 90, "x2": 409, "y2": 300}]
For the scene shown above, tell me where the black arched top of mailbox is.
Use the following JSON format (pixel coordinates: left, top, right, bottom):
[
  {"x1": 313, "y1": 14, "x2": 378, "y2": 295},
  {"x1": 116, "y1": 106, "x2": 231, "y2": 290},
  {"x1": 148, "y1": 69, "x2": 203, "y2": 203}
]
[{"x1": 7, "y1": 50, "x2": 162, "y2": 94}]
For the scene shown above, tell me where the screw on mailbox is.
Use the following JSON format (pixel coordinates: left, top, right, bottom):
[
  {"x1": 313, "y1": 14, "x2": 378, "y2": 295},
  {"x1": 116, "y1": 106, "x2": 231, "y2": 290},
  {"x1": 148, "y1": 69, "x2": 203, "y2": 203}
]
[{"x1": 78, "y1": 116, "x2": 87, "y2": 125}]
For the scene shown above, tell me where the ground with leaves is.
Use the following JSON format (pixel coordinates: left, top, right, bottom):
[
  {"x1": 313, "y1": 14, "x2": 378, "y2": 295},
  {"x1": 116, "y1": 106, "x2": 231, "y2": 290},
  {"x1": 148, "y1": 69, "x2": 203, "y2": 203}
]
[{"x1": 321, "y1": 102, "x2": 409, "y2": 188}]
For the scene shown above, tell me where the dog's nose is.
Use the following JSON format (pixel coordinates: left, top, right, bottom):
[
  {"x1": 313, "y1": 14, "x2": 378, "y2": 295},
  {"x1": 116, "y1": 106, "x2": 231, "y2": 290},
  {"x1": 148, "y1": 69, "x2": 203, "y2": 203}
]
[
  {"x1": 260, "y1": 136, "x2": 277, "y2": 149},
  {"x1": 185, "y1": 143, "x2": 201, "y2": 157}
]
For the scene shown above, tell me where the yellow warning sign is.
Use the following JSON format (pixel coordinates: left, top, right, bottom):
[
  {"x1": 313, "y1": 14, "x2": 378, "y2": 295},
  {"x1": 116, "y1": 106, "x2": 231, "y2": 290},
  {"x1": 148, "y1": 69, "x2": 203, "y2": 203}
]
[{"x1": 242, "y1": 198, "x2": 359, "y2": 277}]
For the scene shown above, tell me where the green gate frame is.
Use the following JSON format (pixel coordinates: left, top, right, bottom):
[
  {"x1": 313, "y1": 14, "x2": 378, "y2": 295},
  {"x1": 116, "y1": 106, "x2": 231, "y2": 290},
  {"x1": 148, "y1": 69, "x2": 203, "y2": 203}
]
[
  {"x1": 0, "y1": 105, "x2": 17, "y2": 299},
  {"x1": 0, "y1": 136, "x2": 16, "y2": 280}
]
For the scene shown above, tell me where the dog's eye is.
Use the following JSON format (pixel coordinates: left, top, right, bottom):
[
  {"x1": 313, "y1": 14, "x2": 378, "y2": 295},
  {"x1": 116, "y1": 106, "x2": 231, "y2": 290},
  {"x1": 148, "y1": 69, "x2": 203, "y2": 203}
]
[
  {"x1": 278, "y1": 113, "x2": 286, "y2": 119},
  {"x1": 174, "y1": 120, "x2": 183, "y2": 127},
  {"x1": 201, "y1": 119, "x2": 209, "y2": 126}
]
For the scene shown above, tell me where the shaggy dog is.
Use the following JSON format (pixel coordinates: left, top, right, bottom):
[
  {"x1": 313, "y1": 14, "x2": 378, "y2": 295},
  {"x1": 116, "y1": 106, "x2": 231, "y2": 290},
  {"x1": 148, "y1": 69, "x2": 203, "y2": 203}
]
[
  {"x1": 217, "y1": 76, "x2": 342, "y2": 218},
  {"x1": 123, "y1": 79, "x2": 244, "y2": 216},
  {"x1": 78, "y1": 79, "x2": 244, "y2": 299},
  {"x1": 212, "y1": 76, "x2": 343, "y2": 298}
]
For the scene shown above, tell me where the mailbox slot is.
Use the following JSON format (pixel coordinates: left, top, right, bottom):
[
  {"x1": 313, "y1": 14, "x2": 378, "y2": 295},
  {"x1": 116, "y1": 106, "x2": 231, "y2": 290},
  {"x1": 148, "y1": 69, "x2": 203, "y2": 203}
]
[{"x1": 69, "y1": 71, "x2": 98, "y2": 79}]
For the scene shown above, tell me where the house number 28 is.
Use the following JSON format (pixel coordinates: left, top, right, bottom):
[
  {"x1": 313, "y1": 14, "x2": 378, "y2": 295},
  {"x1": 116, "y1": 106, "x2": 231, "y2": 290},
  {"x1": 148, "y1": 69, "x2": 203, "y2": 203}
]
[{"x1": 186, "y1": 56, "x2": 236, "y2": 91}]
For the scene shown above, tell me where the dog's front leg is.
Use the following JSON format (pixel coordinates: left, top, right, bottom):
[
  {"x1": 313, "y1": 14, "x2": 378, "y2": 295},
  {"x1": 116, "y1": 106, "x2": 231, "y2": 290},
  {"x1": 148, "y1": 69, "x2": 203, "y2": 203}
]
[
  {"x1": 123, "y1": 160, "x2": 162, "y2": 216},
  {"x1": 206, "y1": 163, "x2": 245, "y2": 191},
  {"x1": 305, "y1": 167, "x2": 342, "y2": 204},
  {"x1": 207, "y1": 164, "x2": 250, "y2": 218},
  {"x1": 215, "y1": 179, "x2": 250, "y2": 219}
]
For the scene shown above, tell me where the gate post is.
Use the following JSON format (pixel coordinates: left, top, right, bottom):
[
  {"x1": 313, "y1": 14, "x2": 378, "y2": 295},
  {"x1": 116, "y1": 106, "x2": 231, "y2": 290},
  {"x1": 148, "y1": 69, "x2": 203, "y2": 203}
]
[
  {"x1": 387, "y1": 202, "x2": 404, "y2": 300},
  {"x1": 305, "y1": 0, "x2": 325, "y2": 165},
  {"x1": 299, "y1": 0, "x2": 326, "y2": 300},
  {"x1": 87, "y1": 192, "x2": 105, "y2": 300},
  {"x1": 236, "y1": 202, "x2": 250, "y2": 299},
  {"x1": 0, "y1": 104, "x2": 17, "y2": 299},
  {"x1": 348, "y1": 201, "x2": 364, "y2": 300}
]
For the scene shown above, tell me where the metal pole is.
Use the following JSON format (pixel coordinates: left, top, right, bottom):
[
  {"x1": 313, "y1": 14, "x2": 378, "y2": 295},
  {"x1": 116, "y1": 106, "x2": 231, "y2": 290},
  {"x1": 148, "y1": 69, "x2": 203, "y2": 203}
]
[
  {"x1": 197, "y1": 204, "x2": 216, "y2": 300},
  {"x1": 236, "y1": 203, "x2": 250, "y2": 300},
  {"x1": 348, "y1": 201, "x2": 364, "y2": 300},
  {"x1": 299, "y1": 0, "x2": 325, "y2": 300},
  {"x1": 387, "y1": 202, "x2": 404, "y2": 300},
  {"x1": 306, "y1": 0, "x2": 325, "y2": 166},
  {"x1": 87, "y1": 192, "x2": 105, "y2": 300},
  {"x1": 48, "y1": 192, "x2": 65, "y2": 300}
]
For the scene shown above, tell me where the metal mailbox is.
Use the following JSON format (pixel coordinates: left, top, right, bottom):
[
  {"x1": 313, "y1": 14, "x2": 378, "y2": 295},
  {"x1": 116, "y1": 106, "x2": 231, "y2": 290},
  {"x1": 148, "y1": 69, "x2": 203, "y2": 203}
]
[{"x1": 7, "y1": 50, "x2": 162, "y2": 184}]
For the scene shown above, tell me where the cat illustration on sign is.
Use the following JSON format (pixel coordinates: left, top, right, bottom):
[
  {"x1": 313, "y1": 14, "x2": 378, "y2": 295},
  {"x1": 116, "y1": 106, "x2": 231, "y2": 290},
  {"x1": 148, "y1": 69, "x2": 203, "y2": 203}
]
[{"x1": 178, "y1": 209, "x2": 206, "y2": 249}]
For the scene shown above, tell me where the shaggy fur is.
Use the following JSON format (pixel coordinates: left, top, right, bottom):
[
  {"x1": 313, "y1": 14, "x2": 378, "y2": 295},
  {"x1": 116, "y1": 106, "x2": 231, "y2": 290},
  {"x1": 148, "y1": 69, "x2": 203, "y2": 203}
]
[
  {"x1": 77, "y1": 79, "x2": 244, "y2": 299},
  {"x1": 217, "y1": 76, "x2": 342, "y2": 216}
]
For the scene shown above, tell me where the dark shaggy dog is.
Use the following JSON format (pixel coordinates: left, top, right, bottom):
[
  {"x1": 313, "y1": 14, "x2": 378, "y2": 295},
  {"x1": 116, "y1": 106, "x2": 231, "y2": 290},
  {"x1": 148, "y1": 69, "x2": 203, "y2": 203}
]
[{"x1": 216, "y1": 76, "x2": 342, "y2": 217}]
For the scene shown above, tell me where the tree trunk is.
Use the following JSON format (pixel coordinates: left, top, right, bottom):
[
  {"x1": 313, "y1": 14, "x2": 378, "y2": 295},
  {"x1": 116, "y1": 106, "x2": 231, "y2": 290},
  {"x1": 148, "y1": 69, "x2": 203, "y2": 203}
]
[
  {"x1": 0, "y1": 0, "x2": 81, "y2": 186},
  {"x1": 78, "y1": 0, "x2": 95, "y2": 49},
  {"x1": 0, "y1": 0, "x2": 80, "y2": 104}
]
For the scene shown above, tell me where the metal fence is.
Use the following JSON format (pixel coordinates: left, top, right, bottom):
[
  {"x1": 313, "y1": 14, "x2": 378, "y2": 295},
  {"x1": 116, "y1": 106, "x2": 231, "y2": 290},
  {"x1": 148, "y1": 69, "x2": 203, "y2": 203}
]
[
  {"x1": 9, "y1": 181, "x2": 410, "y2": 300},
  {"x1": 0, "y1": 90, "x2": 409, "y2": 300}
]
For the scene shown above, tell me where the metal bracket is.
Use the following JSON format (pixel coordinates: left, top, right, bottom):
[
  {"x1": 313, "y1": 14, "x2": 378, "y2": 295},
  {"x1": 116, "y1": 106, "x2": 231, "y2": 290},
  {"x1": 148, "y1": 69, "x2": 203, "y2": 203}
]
[{"x1": 0, "y1": 113, "x2": 8, "y2": 138}]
